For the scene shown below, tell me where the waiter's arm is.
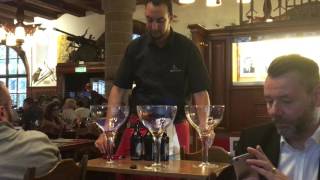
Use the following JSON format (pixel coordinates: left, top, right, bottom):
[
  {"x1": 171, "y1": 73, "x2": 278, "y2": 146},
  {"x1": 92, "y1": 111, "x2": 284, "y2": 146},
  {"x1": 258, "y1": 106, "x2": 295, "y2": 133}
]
[
  {"x1": 95, "y1": 85, "x2": 129, "y2": 154},
  {"x1": 107, "y1": 85, "x2": 130, "y2": 105},
  {"x1": 192, "y1": 90, "x2": 210, "y2": 105}
]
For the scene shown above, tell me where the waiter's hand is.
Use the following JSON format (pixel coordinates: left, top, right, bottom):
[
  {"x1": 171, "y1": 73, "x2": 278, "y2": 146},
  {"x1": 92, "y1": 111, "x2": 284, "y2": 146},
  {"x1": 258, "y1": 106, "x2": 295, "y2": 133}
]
[
  {"x1": 246, "y1": 145, "x2": 289, "y2": 180},
  {"x1": 95, "y1": 133, "x2": 107, "y2": 154}
]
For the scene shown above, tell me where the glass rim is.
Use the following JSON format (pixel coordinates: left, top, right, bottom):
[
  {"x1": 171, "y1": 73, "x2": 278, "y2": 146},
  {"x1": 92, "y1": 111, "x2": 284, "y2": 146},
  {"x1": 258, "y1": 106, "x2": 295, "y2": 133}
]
[
  {"x1": 184, "y1": 105, "x2": 225, "y2": 108},
  {"x1": 90, "y1": 105, "x2": 129, "y2": 107},
  {"x1": 136, "y1": 105, "x2": 177, "y2": 108}
]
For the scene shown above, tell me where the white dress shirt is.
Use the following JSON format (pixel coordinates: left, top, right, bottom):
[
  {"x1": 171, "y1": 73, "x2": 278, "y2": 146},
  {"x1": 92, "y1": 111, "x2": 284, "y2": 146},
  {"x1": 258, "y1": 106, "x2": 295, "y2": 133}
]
[{"x1": 278, "y1": 126, "x2": 320, "y2": 180}]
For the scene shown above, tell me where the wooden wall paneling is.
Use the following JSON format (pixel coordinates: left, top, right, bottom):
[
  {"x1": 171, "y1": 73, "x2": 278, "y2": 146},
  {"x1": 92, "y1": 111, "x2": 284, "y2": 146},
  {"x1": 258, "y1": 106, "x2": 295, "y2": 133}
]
[
  {"x1": 190, "y1": 19, "x2": 320, "y2": 135},
  {"x1": 187, "y1": 24, "x2": 208, "y2": 69},
  {"x1": 229, "y1": 86, "x2": 269, "y2": 131},
  {"x1": 224, "y1": 37, "x2": 233, "y2": 131},
  {"x1": 206, "y1": 29, "x2": 271, "y2": 133},
  {"x1": 188, "y1": 24, "x2": 210, "y2": 151},
  {"x1": 56, "y1": 62, "x2": 105, "y2": 98},
  {"x1": 210, "y1": 39, "x2": 227, "y2": 123},
  {"x1": 28, "y1": 86, "x2": 57, "y2": 99}
]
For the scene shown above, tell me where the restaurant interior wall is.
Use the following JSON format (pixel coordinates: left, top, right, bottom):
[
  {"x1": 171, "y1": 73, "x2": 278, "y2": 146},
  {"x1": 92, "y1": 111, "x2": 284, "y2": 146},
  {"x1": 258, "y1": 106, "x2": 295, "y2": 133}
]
[
  {"x1": 134, "y1": 0, "x2": 282, "y2": 36},
  {"x1": 25, "y1": 1, "x2": 246, "y2": 97},
  {"x1": 188, "y1": 19, "x2": 320, "y2": 141},
  {"x1": 19, "y1": 1, "x2": 283, "y2": 103}
]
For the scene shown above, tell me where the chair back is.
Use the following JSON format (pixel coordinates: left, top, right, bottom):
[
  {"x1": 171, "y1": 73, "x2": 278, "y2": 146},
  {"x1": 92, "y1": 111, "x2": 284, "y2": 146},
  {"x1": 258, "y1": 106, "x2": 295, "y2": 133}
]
[
  {"x1": 24, "y1": 155, "x2": 88, "y2": 180},
  {"x1": 180, "y1": 146, "x2": 232, "y2": 163}
]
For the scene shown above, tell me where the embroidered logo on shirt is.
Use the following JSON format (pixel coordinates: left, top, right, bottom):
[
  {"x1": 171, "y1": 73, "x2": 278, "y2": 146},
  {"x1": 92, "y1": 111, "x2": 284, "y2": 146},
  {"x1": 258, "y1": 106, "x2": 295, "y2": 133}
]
[{"x1": 169, "y1": 64, "x2": 182, "y2": 73}]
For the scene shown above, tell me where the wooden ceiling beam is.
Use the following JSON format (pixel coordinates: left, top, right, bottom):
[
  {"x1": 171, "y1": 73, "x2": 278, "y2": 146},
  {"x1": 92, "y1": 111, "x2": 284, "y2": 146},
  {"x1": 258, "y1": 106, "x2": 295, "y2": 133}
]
[
  {"x1": 0, "y1": 6, "x2": 34, "y2": 22},
  {"x1": 0, "y1": 15, "x2": 14, "y2": 24},
  {"x1": 136, "y1": 0, "x2": 144, "y2": 5},
  {"x1": 62, "y1": 0, "x2": 103, "y2": 14},
  {"x1": 22, "y1": 5, "x2": 59, "y2": 20},
  {"x1": 24, "y1": 0, "x2": 86, "y2": 17},
  {"x1": 1, "y1": 2, "x2": 58, "y2": 20}
]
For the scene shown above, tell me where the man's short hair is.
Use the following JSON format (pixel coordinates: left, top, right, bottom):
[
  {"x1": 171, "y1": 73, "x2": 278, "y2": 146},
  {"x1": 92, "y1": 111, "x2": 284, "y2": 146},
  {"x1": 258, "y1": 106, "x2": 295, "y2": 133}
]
[
  {"x1": 23, "y1": 97, "x2": 34, "y2": 105},
  {"x1": 267, "y1": 54, "x2": 320, "y2": 92},
  {"x1": 0, "y1": 81, "x2": 10, "y2": 107},
  {"x1": 144, "y1": 0, "x2": 173, "y2": 16}
]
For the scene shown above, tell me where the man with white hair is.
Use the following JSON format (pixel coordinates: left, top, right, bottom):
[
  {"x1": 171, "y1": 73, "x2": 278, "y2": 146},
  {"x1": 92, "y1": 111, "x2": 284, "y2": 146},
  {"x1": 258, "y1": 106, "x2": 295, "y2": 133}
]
[{"x1": 0, "y1": 81, "x2": 60, "y2": 180}]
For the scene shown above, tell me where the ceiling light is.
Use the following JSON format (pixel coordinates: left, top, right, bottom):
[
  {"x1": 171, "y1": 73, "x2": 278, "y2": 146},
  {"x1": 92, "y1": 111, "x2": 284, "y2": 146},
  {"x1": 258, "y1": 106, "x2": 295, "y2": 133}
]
[
  {"x1": 15, "y1": 24, "x2": 26, "y2": 40},
  {"x1": 179, "y1": 0, "x2": 195, "y2": 4},
  {"x1": 206, "y1": 0, "x2": 222, "y2": 7},
  {"x1": 6, "y1": 33, "x2": 16, "y2": 46},
  {"x1": 0, "y1": 1, "x2": 40, "y2": 46},
  {"x1": 237, "y1": 0, "x2": 251, "y2": 3},
  {"x1": 0, "y1": 26, "x2": 6, "y2": 41}
]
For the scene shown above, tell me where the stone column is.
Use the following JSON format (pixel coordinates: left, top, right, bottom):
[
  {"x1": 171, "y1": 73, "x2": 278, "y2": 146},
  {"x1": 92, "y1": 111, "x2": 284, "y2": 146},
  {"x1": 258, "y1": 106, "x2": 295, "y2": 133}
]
[{"x1": 102, "y1": 0, "x2": 136, "y2": 96}]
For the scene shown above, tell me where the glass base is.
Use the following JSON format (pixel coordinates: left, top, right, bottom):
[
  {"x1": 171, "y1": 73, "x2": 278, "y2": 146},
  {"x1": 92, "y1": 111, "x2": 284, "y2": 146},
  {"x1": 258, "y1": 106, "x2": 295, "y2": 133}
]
[
  {"x1": 195, "y1": 162, "x2": 219, "y2": 168},
  {"x1": 105, "y1": 159, "x2": 114, "y2": 164},
  {"x1": 144, "y1": 163, "x2": 167, "y2": 170}
]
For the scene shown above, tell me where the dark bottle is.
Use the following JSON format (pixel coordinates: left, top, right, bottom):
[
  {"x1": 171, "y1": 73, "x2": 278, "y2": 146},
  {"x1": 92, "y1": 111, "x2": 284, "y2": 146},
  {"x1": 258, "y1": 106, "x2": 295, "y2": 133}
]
[
  {"x1": 143, "y1": 131, "x2": 154, "y2": 161},
  {"x1": 161, "y1": 131, "x2": 169, "y2": 161},
  {"x1": 130, "y1": 123, "x2": 142, "y2": 160}
]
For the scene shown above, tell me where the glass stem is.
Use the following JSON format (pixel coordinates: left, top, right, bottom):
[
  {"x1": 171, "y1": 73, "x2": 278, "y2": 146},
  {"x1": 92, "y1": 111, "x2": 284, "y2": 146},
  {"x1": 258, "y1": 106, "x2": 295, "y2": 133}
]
[
  {"x1": 153, "y1": 136, "x2": 162, "y2": 165},
  {"x1": 201, "y1": 136, "x2": 209, "y2": 164},
  {"x1": 106, "y1": 134, "x2": 114, "y2": 162}
]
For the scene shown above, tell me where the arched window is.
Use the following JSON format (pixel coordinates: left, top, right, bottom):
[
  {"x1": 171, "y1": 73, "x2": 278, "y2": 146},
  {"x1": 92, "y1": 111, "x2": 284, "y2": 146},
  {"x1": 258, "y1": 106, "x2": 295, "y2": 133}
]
[{"x1": 0, "y1": 45, "x2": 27, "y2": 108}]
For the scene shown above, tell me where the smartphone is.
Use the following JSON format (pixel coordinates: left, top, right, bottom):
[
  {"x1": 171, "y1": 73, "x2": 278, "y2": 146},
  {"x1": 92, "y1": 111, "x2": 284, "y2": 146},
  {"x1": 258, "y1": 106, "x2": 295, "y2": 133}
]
[{"x1": 232, "y1": 153, "x2": 259, "y2": 180}]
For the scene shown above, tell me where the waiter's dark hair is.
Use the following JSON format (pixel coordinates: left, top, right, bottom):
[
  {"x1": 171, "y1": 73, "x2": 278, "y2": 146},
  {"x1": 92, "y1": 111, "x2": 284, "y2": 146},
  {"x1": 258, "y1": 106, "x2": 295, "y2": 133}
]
[
  {"x1": 144, "y1": 0, "x2": 173, "y2": 16},
  {"x1": 268, "y1": 54, "x2": 320, "y2": 93}
]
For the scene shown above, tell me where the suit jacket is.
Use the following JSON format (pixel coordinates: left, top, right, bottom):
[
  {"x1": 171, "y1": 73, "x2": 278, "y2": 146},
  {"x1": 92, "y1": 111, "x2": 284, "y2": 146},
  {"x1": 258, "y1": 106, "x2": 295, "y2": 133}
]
[
  {"x1": 220, "y1": 123, "x2": 320, "y2": 180},
  {"x1": 235, "y1": 122, "x2": 280, "y2": 167},
  {"x1": 218, "y1": 122, "x2": 280, "y2": 180}
]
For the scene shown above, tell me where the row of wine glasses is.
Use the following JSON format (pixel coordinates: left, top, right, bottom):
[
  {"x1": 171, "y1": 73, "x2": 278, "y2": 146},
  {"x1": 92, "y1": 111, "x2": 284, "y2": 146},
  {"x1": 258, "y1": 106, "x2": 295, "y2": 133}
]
[{"x1": 93, "y1": 104, "x2": 225, "y2": 168}]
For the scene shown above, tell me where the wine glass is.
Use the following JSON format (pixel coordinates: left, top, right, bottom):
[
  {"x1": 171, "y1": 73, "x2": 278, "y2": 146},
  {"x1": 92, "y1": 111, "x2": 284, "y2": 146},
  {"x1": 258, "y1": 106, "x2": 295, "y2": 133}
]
[
  {"x1": 185, "y1": 105, "x2": 225, "y2": 167},
  {"x1": 93, "y1": 105, "x2": 129, "y2": 163},
  {"x1": 136, "y1": 105, "x2": 177, "y2": 168}
]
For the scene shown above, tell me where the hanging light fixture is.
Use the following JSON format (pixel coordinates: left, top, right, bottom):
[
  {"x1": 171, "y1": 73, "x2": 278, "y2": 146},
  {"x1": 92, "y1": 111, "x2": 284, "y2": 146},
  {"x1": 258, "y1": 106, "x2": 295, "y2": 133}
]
[
  {"x1": 0, "y1": 0, "x2": 40, "y2": 46},
  {"x1": 237, "y1": 0, "x2": 251, "y2": 3},
  {"x1": 179, "y1": 0, "x2": 195, "y2": 4},
  {"x1": 14, "y1": 2, "x2": 26, "y2": 41},
  {"x1": 14, "y1": 25, "x2": 26, "y2": 40},
  {"x1": 6, "y1": 32, "x2": 16, "y2": 46},
  {"x1": 206, "y1": 0, "x2": 222, "y2": 7},
  {"x1": 0, "y1": 26, "x2": 6, "y2": 42}
]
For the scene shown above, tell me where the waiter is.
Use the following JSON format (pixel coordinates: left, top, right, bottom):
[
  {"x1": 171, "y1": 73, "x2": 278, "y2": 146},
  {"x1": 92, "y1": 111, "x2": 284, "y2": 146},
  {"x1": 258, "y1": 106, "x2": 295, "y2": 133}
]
[{"x1": 95, "y1": 0, "x2": 210, "y2": 154}]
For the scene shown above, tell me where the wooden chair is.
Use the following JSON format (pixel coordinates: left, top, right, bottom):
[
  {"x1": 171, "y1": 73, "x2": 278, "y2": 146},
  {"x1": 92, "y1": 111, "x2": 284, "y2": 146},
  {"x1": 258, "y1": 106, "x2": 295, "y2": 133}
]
[
  {"x1": 180, "y1": 146, "x2": 232, "y2": 163},
  {"x1": 23, "y1": 155, "x2": 88, "y2": 180}
]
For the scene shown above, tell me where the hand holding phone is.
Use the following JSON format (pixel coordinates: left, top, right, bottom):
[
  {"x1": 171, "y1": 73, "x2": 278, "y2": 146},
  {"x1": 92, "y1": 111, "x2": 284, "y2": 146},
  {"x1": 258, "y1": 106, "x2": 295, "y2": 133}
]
[{"x1": 232, "y1": 153, "x2": 259, "y2": 180}]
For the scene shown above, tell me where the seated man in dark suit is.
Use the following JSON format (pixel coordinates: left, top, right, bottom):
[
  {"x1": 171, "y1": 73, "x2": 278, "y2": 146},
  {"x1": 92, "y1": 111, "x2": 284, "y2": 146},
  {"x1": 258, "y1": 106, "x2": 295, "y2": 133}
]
[{"x1": 234, "y1": 54, "x2": 320, "y2": 180}]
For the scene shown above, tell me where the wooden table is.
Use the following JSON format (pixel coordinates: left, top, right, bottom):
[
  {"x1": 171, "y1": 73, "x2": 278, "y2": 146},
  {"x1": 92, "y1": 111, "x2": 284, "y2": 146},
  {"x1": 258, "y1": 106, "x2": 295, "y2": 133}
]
[{"x1": 87, "y1": 158, "x2": 230, "y2": 180}]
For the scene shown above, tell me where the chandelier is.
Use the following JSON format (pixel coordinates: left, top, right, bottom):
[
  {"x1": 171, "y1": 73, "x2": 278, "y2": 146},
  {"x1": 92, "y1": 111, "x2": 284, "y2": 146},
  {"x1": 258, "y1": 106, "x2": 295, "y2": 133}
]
[
  {"x1": 0, "y1": 1, "x2": 40, "y2": 46},
  {"x1": 179, "y1": 0, "x2": 251, "y2": 6}
]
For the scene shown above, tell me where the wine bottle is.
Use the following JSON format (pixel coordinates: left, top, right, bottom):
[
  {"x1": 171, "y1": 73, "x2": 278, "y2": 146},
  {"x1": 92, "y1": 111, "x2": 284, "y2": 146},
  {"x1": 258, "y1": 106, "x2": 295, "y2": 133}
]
[
  {"x1": 130, "y1": 123, "x2": 142, "y2": 160},
  {"x1": 143, "y1": 131, "x2": 154, "y2": 161},
  {"x1": 161, "y1": 131, "x2": 169, "y2": 161}
]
